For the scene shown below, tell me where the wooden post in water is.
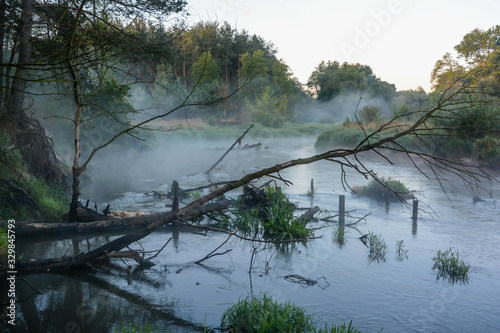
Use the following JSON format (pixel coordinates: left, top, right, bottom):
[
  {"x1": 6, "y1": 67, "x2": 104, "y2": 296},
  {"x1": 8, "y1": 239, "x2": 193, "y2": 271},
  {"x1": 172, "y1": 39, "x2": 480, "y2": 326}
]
[
  {"x1": 172, "y1": 180, "x2": 180, "y2": 212},
  {"x1": 412, "y1": 198, "x2": 418, "y2": 235},
  {"x1": 412, "y1": 199, "x2": 419, "y2": 221},
  {"x1": 339, "y1": 194, "x2": 345, "y2": 238},
  {"x1": 310, "y1": 179, "x2": 314, "y2": 195}
]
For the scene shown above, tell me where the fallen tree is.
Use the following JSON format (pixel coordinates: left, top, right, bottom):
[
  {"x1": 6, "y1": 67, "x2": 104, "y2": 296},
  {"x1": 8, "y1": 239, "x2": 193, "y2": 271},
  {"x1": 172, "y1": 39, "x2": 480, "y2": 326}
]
[{"x1": 5, "y1": 80, "x2": 499, "y2": 274}]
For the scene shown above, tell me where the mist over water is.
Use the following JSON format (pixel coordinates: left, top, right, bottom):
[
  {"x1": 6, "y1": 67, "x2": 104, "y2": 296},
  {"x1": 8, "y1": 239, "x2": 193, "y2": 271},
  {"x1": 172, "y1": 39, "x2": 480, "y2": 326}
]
[
  {"x1": 294, "y1": 91, "x2": 393, "y2": 123},
  {"x1": 11, "y1": 135, "x2": 500, "y2": 333}
]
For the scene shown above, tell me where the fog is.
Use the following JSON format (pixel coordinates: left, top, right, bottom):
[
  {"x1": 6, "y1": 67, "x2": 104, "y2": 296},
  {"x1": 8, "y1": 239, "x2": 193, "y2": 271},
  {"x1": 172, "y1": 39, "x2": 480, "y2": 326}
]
[{"x1": 294, "y1": 91, "x2": 393, "y2": 123}]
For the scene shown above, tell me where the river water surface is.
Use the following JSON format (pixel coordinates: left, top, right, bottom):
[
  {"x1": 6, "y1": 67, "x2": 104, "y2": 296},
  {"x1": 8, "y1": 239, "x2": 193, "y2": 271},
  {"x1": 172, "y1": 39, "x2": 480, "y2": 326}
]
[{"x1": 6, "y1": 137, "x2": 500, "y2": 332}]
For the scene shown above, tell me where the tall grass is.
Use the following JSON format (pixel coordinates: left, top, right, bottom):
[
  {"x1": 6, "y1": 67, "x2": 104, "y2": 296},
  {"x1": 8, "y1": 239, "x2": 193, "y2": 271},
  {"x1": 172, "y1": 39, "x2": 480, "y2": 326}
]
[
  {"x1": 432, "y1": 248, "x2": 470, "y2": 283},
  {"x1": 216, "y1": 186, "x2": 312, "y2": 241},
  {"x1": 262, "y1": 187, "x2": 311, "y2": 240},
  {"x1": 367, "y1": 232, "x2": 388, "y2": 262},
  {"x1": 221, "y1": 294, "x2": 363, "y2": 333}
]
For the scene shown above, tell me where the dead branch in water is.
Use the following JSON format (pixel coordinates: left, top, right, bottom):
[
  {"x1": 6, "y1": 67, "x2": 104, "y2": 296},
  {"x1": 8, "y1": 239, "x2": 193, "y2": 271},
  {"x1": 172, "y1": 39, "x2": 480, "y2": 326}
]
[{"x1": 205, "y1": 124, "x2": 254, "y2": 174}]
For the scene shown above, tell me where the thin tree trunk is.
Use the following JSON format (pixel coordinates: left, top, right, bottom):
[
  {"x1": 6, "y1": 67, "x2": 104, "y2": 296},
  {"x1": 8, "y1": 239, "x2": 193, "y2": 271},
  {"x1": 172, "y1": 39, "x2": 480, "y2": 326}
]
[
  {"x1": 69, "y1": 103, "x2": 83, "y2": 221},
  {"x1": 6, "y1": 0, "x2": 33, "y2": 118},
  {"x1": 0, "y1": 0, "x2": 6, "y2": 107}
]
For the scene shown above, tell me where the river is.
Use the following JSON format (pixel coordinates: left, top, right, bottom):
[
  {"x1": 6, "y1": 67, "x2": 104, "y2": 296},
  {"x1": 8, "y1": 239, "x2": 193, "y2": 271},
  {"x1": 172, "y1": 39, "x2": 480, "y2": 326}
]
[{"x1": 6, "y1": 136, "x2": 500, "y2": 332}]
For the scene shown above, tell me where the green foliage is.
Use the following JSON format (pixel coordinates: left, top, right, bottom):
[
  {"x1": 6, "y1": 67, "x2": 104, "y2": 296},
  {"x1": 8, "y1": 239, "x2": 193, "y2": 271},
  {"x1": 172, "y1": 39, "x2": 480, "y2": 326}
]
[
  {"x1": 454, "y1": 25, "x2": 500, "y2": 67},
  {"x1": 27, "y1": 177, "x2": 68, "y2": 218},
  {"x1": 191, "y1": 51, "x2": 222, "y2": 85},
  {"x1": 429, "y1": 100, "x2": 500, "y2": 166},
  {"x1": 354, "y1": 177, "x2": 411, "y2": 203},
  {"x1": 0, "y1": 133, "x2": 68, "y2": 220},
  {"x1": 358, "y1": 105, "x2": 383, "y2": 124},
  {"x1": 315, "y1": 125, "x2": 369, "y2": 148},
  {"x1": 0, "y1": 227, "x2": 8, "y2": 267},
  {"x1": 432, "y1": 248, "x2": 471, "y2": 283},
  {"x1": 239, "y1": 50, "x2": 269, "y2": 81},
  {"x1": 263, "y1": 187, "x2": 311, "y2": 240},
  {"x1": 474, "y1": 135, "x2": 500, "y2": 165},
  {"x1": 247, "y1": 87, "x2": 290, "y2": 128},
  {"x1": 307, "y1": 61, "x2": 396, "y2": 102},
  {"x1": 217, "y1": 186, "x2": 311, "y2": 240},
  {"x1": 367, "y1": 232, "x2": 388, "y2": 262},
  {"x1": 221, "y1": 294, "x2": 362, "y2": 333}
]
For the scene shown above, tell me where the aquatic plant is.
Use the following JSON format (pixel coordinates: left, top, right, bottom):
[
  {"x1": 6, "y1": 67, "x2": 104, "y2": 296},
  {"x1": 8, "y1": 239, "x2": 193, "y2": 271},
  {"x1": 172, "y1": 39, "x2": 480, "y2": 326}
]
[
  {"x1": 221, "y1": 294, "x2": 362, "y2": 333},
  {"x1": 367, "y1": 232, "x2": 388, "y2": 262},
  {"x1": 353, "y1": 177, "x2": 411, "y2": 203},
  {"x1": 262, "y1": 186, "x2": 311, "y2": 240},
  {"x1": 396, "y1": 240, "x2": 409, "y2": 261},
  {"x1": 432, "y1": 248, "x2": 470, "y2": 283},
  {"x1": 219, "y1": 186, "x2": 312, "y2": 240}
]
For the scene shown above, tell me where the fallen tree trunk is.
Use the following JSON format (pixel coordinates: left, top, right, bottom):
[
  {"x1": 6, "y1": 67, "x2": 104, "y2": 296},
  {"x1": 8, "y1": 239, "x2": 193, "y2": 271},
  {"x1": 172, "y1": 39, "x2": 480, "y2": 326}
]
[{"x1": 1, "y1": 200, "x2": 232, "y2": 236}]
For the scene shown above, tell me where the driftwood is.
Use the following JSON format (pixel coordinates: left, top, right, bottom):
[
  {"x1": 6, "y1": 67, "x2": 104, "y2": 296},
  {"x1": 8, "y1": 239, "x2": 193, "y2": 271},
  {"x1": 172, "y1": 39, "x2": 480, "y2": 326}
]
[
  {"x1": 205, "y1": 124, "x2": 254, "y2": 174},
  {"x1": 299, "y1": 206, "x2": 320, "y2": 222}
]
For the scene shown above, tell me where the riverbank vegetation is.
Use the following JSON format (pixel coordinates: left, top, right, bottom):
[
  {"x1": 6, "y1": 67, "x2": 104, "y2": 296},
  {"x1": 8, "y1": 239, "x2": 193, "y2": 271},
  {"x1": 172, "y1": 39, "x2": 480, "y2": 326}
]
[
  {"x1": 221, "y1": 294, "x2": 362, "y2": 333},
  {"x1": 352, "y1": 178, "x2": 411, "y2": 203}
]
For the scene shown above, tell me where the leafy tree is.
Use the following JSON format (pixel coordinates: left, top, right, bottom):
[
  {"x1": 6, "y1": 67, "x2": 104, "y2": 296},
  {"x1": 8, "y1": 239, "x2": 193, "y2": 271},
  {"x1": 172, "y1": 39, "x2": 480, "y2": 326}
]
[
  {"x1": 430, "y1": 53, "x2": 466, "y2": 92},
  {"x1": 238, "y1": 50, "x2": 269, "y2": 82},
  {"x1": 246, "y1": 86, "x2": 289, "y2": 128},
  {"x1": 307, "y1": 61, "x2": 395, "y2": 103},
  {"x1": 454, "y1": 26, "x2": 500, "y2": 68},
  {"x1": 191, "y1": 50, "x2": 222, "y2": 85}
]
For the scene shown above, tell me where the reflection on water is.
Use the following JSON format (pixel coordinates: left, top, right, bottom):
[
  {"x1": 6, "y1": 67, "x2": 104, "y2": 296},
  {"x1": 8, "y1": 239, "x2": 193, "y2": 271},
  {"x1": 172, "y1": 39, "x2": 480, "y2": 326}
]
[{"x1": 5, "y1": 137, "x2": 500, "y2": 332}]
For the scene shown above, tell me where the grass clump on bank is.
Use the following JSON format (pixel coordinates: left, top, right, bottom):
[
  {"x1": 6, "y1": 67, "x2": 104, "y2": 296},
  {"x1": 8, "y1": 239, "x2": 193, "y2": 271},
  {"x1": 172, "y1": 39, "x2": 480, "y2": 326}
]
[
  {"x1": 353, "y1": 177, "x2": 411, "y2": 203},
  {"x1": 221, "y1": 294, "x2": 362, "y2": 333},
  {"x1": 0, "y1": 133, "x2": 68, "y2": 220},
  {"x1": 432, "y1": 248, "x2": 470, "y2": 283}
]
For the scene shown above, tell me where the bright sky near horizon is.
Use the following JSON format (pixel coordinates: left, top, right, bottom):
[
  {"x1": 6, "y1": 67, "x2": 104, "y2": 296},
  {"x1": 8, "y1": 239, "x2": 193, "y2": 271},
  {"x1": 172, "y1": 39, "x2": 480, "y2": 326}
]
[{"x1": 185, "y1": 0, "x2": 500, "y2": 92}]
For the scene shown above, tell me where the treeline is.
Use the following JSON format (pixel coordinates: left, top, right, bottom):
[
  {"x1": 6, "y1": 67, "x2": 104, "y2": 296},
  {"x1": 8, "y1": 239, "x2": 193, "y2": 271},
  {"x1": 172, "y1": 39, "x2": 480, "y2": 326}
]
[
  {"x1": 119, "y1": 20, "x2": 307, "y2": 126},
  {"x1": 313, "y1": 25, "x2": 500, "y2": 167}
]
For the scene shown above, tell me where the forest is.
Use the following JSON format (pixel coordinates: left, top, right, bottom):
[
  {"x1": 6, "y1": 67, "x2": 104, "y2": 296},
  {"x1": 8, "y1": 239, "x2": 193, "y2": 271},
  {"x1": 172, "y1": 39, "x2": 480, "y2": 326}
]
[{"x1": 0, "y1": 1, "x2": 500, "y2": 332}]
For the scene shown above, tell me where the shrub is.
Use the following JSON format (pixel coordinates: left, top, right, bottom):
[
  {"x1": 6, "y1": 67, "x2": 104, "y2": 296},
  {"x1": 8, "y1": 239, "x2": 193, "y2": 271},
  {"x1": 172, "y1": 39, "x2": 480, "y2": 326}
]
[
  {"x1": 353, "y1": 177, "x2": 411, "y2": 202},
  {"x1": 358, "y1": 105, "x2": 383, "y2": 124},
  {"x1": 474, "y1": 135, "x2": 500, "y2": 166},
  {"x1": 315, "y1": 125, "x2": 369, "y2": 148}
]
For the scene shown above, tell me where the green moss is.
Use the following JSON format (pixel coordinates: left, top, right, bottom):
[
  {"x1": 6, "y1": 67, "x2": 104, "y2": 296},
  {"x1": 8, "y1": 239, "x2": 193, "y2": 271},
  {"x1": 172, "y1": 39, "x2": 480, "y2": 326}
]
[
  {"x1": 0, "y1": 227, "x2": 8, "y2": 267},
  {"x1": 0, "y1": 132, "x2": 68, "y2": 220}
]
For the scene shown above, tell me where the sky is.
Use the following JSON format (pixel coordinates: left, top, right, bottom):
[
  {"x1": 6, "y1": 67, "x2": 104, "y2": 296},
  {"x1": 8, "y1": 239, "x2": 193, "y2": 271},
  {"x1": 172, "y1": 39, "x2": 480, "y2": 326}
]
[{"x1": 184, "y1": 0, "x2": 500, "y2": 92}]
